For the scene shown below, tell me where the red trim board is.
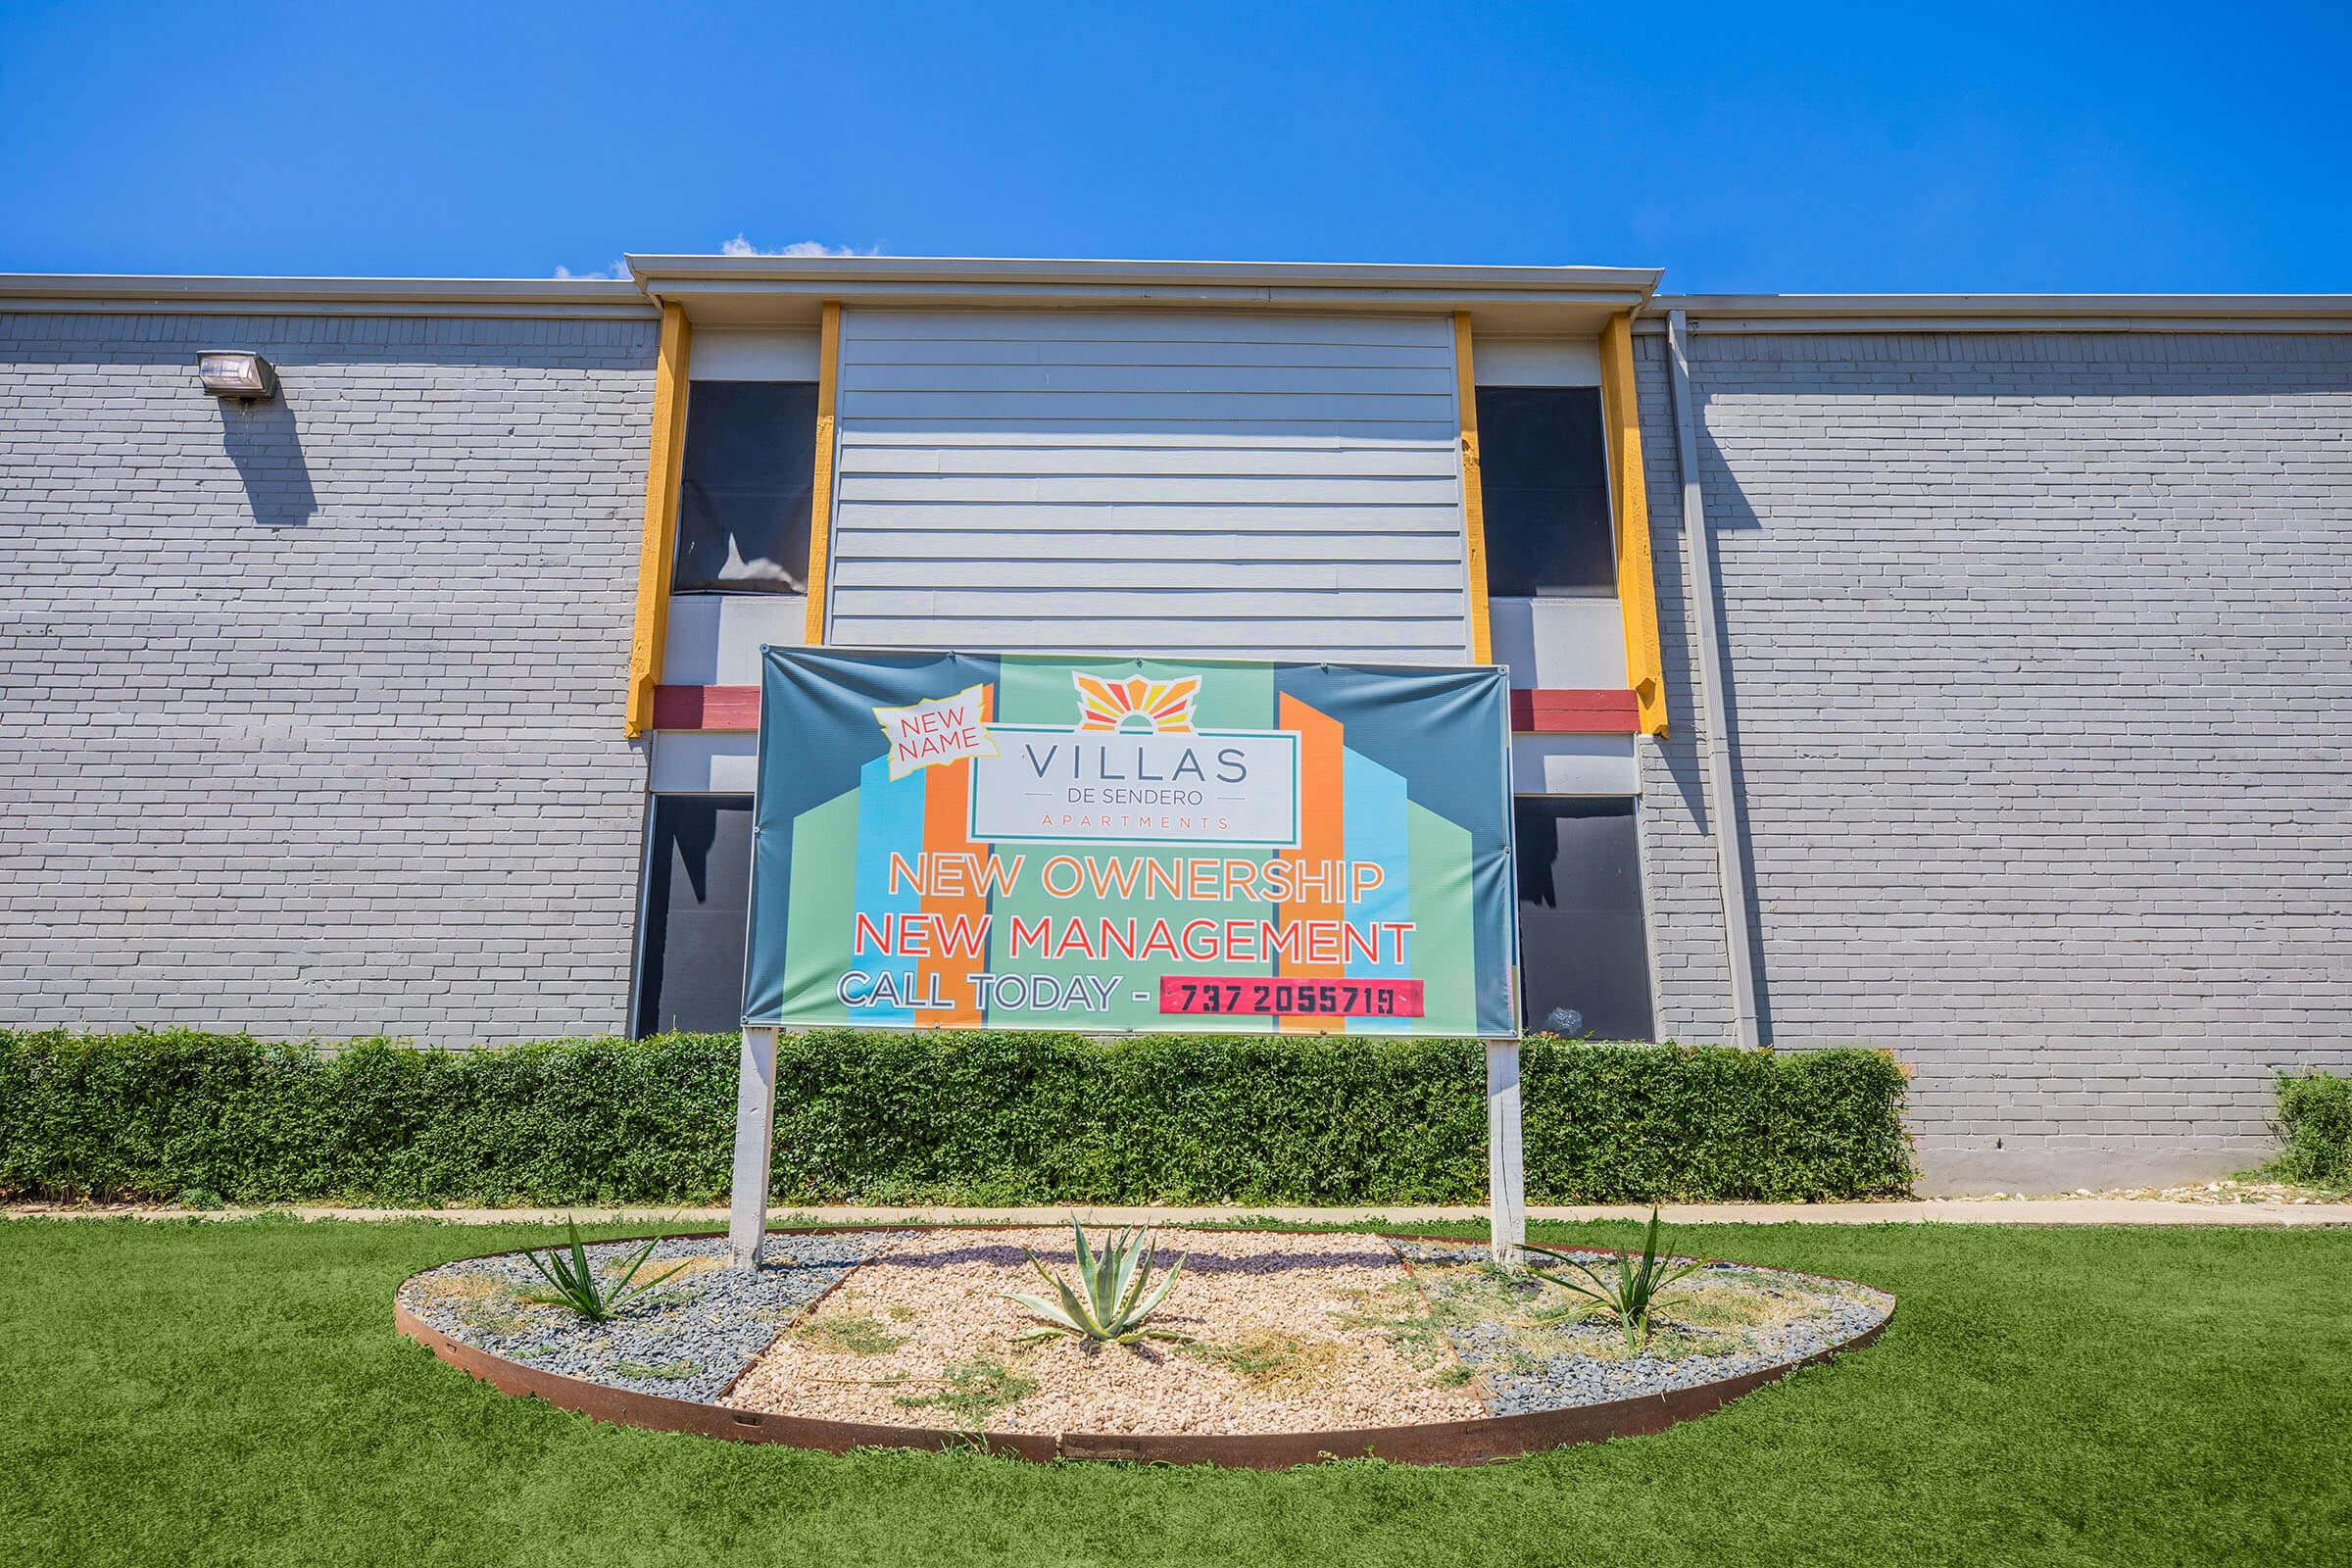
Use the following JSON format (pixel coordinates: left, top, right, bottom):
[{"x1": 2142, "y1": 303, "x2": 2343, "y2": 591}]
[
  {"x1": 656, "y1": 684, "x2": 1640, "y2": 737},
  {"x1": 651, "y1": 684, "x2": 761, "y2": 730},
  {"x1": 1509, "y1": 688, "x2": 1640, "y2": 734}
]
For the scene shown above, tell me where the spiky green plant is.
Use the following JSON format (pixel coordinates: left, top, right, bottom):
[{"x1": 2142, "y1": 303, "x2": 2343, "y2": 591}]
[
  {"x1": 519, "y1": 1221, "x2": 688, "y2": 1322},
  {"x1": 1526, "y1": 1207, "x2": 1705, "y2": 1352},
  {"x1": 1007, "y1": 1219, "x2": 1189, "y2": 1345}
]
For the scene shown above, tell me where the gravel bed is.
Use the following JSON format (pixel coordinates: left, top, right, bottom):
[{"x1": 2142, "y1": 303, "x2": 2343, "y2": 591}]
[
  {"x1": 398, "y1": 1231, "x2": 892, "y2": 1402},
  {"x1": 404, "y1": 1228, "x2": 1892, "y2": 1436},
  {"x1": 1395, "y1": 1241, "x2": 1893, "y2": 1417},
  {"x1": 722, "y1": 1227, "x2": 1490, "y2": 1436}
]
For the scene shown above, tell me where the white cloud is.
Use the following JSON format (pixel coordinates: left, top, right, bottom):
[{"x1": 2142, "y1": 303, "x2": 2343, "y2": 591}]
[
  {"x1": 720, "y1": 233, "x2": 877, "y2": 258},
  {"x1": 550, "y1": 236, "x2": 877, "y2": 280}
]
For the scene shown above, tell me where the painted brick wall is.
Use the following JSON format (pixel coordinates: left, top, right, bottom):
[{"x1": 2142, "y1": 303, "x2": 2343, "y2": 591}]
[
  {"x1": 1633, "y1": 328, "x2": 2352, "y2": 1190},
  {"x1": 0, "y1": 309, "x2": 658, "y2": 1044}
]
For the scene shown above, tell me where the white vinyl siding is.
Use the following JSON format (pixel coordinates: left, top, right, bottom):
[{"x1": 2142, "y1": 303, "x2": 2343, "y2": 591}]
[
  {"x1": 824, "y1": 308, "x2": 1472, "y2": 662},
  {"x1": 648, "y1": 731, "x2": 760, "y2": 793},
  {"x1": 1475, "y1": 335, "x2": 1602, "y2": 388},
  {"x1": 689, "y1": 328, "x2": 821, "y2": 381},
  {"x1": 660, "y1": 593, "x2": 804, "y2": 684},
  {"x1": 1490, "y1": 595, "x2": 1628, "y2": 690},
  {"x1": 1510, "y1": 735, "x2": 1639, "y2": 796}
]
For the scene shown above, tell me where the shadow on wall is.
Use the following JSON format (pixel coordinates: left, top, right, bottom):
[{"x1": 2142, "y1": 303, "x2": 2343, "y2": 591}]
[
  {"x1": 1648, "y1": 374, "x2": 1777, "y2": 1044},
  {"x1": 217, "y1": 397, "x2": 318, "y2": 527},
  {"x1": 1691, "y1": 417, "x2": 1777, "y2": 1045}
]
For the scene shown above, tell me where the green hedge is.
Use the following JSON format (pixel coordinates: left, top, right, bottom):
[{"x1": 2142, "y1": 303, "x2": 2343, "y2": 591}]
[
  {"x1": 0, "y1": 1028, "x2": 1914, "y2": 1206},
  {"x1": 2273, "y1": 1071, "x2": 2352, "y2": 1187}
]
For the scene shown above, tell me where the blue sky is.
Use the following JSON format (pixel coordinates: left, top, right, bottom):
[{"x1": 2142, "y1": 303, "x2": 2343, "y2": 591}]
[{"x1": 2, "y1": 0, "x2": 2345, "y2": 291}]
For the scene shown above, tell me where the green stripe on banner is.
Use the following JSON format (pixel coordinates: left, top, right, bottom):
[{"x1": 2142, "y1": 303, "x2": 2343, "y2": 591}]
[
  {"x1": 1406, "y1": 799, "x2": 1477, "y2": 1037},
  {"x1": 778, "y1": 786, "x2": 860, "y2": 1025}
]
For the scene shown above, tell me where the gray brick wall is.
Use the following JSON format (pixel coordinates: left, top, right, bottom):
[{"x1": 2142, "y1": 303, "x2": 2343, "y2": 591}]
[
  {"x1": 10, "y1": 301, "x2": 2347, "y2": 1189},
  {"x1": 0, "y1": 309, "x2": 659, "y2": 1045},
  {"x1": 1633, "y1": 328, "x2": 2352, "y2": 1191}
]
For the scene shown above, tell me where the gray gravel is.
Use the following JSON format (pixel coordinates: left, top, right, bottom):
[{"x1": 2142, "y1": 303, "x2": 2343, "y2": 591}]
[
  {"x1": 404, "y1": 1230, "x2": 1888, "y2": 1426},
  {"x1": 399, "y1": 1232, "x2": 893, "y2": 1402},
  {"x1": 1394, "y1": 1241, "x2": 1893, "y2": 1418}
]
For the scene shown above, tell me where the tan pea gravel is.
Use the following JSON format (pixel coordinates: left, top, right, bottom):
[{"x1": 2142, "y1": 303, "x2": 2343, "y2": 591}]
[{"x1": 720, "y1": 1227, "x2": 1488, "y2": 1435}]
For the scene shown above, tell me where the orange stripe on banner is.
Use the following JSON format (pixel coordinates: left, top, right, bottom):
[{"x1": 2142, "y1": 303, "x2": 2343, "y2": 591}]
[
  {"x1": 1276, "y1": 694, "x2": 1346, "y2": 1033},
  {"x1": 916, "y1": 685, "x2": 992, "y2": 1028}
]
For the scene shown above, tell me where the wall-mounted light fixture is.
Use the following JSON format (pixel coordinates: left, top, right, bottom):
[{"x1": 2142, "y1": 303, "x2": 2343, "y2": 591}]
[{"x1": 196, "y1": 351, "x2": 277, "y2": 402}]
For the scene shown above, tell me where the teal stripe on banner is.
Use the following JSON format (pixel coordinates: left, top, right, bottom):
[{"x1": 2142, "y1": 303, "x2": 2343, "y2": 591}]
[
  {"x1": 847, "y1": 754, "x2": 923, "y2": 1025},
  {"x1": 1342, "y1": 746, "x2": 1413, "y2": 1032}
]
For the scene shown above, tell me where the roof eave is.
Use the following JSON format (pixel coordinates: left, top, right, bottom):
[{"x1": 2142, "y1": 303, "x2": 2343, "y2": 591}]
[
  {"x1": 0, "y1": 273, "x2": 657, "y2": 318},
  {"x1": 627, "y1": 253, "x2": 1663, "y2": 293},
  {"x1": 1639, "y1": 292, "x2": 2352, "y2": 332},
  {"x1": 626, "y1": 254, "x2": 1663, "y2": 331}
]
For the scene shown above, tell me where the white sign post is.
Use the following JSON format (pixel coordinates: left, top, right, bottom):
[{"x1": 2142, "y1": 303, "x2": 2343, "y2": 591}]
[
  {"x1": 1488, "y1": 1040, "x2": 1526, "y2": 1266},
  {"x1": 728, "y1": 1026, "x2": 779, "y2": 1268}
]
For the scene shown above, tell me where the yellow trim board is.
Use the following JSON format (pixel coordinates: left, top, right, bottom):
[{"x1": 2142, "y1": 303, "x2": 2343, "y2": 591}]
[
  {"x1": 623, "y1": 301, "x2": 692, "y2": 738},
  {"x1": 1452, "y1": 312, "x2": 1493, "y2": 665},
  {"x1": 1600, "y1": 311, "x2": 1667, "y2": 736},
  {"x1": 801, "y1": 301, "x2": 842, "y2": 646}
]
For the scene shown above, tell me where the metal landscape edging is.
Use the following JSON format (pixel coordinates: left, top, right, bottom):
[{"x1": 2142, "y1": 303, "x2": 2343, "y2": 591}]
[{"x1": 392, "y1": 1224, "x2": 1894, "y2": 1469}]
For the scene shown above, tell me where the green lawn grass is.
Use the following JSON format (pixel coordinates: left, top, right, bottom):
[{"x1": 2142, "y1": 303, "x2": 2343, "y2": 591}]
[{"x1": 3, "y1": 1217, "x2": 2344, "y2": 1566}]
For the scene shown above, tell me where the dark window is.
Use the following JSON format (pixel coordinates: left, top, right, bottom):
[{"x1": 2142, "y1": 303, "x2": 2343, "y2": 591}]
[
  {"x1": 1477, "y1": 385, "x2": 1613, "y2": 596},
  {"x1": 634, "y1": 796, "x2": 753, "y2": 1036},
  {"x1": 1515, "y1": 797, "x2": 1654, "y2": 1040},
  {"x1": 673, "y1": 381, "x2": 817, "y2": 592}
]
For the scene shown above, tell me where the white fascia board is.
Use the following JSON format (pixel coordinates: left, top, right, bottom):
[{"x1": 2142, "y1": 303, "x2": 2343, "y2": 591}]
[
  {"x1": 627, "y1": 255, "x2": 1663, "y2": 326},
  {"x1": 0, "y1": 273, "x2": 658, "y2": 318},
  {"x1": 628, "y1": 254, "x2": 1663, "y2": 294},
  {"x1": 1637, "y1": 292, "x2": 2352, "y2": 332}
]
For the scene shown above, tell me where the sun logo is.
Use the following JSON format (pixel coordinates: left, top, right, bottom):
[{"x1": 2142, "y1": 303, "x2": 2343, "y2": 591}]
[{"x1": 1073, "y1": 672, "x2": 1200, "y2": 733}]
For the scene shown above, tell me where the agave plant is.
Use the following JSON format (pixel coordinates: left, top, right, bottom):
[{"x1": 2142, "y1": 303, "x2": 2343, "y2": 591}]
[
  {"x1": 1007, "y1": 1219, "x2": 1189, "y2": 1345},
  {"x1": 520, "y1": 1221, "x2": 689, "y2": 1322},
  {"x1": 1526, "y1": 1207, "x2": 1704, "y2": 1352}
]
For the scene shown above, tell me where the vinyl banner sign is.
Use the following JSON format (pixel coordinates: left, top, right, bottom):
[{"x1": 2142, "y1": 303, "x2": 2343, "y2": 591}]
[{"x1": 741, "y1": 649, "x2": 1517, "y2": 1037}]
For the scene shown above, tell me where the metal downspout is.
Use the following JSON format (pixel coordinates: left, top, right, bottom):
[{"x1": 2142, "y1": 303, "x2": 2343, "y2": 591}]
[{"x1": 1665, "y1": 310, "x2": 1762, "y2": 1048}]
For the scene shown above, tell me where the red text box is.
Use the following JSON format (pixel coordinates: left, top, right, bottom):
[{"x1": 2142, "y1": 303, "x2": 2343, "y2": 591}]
[{"x1": 1157, "y1": 976, "x2": 1424, "y2": 1018}]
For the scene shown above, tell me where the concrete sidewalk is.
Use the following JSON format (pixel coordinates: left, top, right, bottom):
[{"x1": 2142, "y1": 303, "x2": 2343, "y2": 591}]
[{"x1": 8, "y1": 1199, "x2": 2349, "y2": 1228}]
